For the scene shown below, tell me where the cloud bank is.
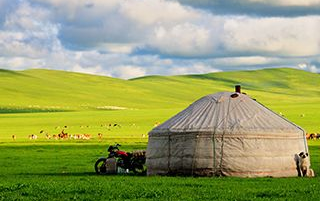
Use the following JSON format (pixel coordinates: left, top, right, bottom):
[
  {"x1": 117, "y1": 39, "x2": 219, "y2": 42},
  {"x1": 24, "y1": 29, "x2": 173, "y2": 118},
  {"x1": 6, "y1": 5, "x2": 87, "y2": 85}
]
[
  {"x1": 173, "y1": 0, "x2": 320, "y2": 17},
  {"x1": 0, "y1": 0, "x2": 319, "y2": 79}
]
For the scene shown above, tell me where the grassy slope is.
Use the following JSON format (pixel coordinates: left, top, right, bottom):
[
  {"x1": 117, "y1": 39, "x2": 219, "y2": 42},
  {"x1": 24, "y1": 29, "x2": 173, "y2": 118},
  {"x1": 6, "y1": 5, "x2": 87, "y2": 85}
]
[
  {"x1": 0, "y1": 69, "x2": 154, "y2": 110},
  {"x1": 0, "y1": 67, "x2": 319, "y2": 140},
  {"x1": 1, "y1": 67, "x2": 319, "y2": 110},
  {"x1": 131, "y1": 68, "x2": 320, "y2": 105}
]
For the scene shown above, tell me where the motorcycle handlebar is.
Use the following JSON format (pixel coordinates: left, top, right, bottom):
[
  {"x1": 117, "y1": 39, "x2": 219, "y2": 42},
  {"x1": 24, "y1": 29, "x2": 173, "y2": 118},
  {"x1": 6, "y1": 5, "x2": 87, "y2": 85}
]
[{"x1": 107, "y1": 143, "x2": 121, "y2": 152}]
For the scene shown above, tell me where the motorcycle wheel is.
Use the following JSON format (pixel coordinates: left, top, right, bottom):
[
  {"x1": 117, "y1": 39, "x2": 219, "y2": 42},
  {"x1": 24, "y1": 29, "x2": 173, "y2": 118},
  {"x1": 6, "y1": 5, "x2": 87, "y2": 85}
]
[{"x1": 94, "y1": 158, "x2": 107, "y2": 175}]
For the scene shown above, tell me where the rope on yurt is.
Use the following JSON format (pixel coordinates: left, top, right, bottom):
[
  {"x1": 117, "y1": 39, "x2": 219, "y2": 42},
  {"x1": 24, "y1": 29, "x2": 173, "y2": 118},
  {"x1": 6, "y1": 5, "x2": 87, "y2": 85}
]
[
  {"x1": 182, "y1": 134, "x2": 185, "y2": 174},
  {"x1": 190, "y1": 99, "x2": 207, "y2": 176},
  {"x1": 186, "y1": 102, "x2": 197, "y2": 176},
  {"x1": 189, "y1": 97, "x2": 216, "y2": 176},
  {"x1": 302, "y1": 129, "x2": 309, "y2": 154},
  {"x1": 218, "y1": 97, "x2": 231, "y2": 175},
  {"x1": 211, "y1": 97, "x2": 221, "y2": 175},
  {"x1": 213, "y1": 94, "x2": 245, "y2": 175},
  {"x1": 192, "y1": 132, "x2": 198, "y2": 176},
  {"x1": 168, "y1": 134, "x2": 171, "y2": 175}
]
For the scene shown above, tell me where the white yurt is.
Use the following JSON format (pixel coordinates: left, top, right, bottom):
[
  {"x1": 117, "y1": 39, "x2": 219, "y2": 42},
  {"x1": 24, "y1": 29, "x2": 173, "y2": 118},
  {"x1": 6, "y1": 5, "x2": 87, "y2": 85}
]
[{"x1": 146, "y1": 87, "x2": 309, "y2": 177}]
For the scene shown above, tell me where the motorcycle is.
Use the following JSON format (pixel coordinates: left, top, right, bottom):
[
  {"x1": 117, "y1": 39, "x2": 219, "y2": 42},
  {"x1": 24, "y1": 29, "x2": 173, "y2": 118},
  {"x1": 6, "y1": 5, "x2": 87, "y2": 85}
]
[{"x1": 94, "y1": 143, "x2": 146, "y2": 175}]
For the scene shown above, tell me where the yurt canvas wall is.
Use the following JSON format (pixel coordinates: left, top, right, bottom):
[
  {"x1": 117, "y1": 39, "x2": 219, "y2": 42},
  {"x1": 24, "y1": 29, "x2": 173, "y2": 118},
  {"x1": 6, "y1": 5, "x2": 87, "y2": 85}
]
[{"x1": 146, "y1": 92, "x2": 309, "y2": 177}]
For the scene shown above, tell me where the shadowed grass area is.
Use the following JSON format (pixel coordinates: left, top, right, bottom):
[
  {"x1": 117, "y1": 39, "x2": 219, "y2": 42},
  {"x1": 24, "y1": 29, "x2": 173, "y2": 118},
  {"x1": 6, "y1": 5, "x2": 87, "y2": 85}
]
[{"x1": 0, "y1": 107, "x2": 68, "y2": 114}]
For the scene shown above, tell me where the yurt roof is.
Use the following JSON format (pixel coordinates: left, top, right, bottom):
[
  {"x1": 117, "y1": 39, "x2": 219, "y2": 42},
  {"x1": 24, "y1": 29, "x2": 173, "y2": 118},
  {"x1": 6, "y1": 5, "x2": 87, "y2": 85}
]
[{"x1": 149, "y1": 92, "x2": 304, "y2": 136}]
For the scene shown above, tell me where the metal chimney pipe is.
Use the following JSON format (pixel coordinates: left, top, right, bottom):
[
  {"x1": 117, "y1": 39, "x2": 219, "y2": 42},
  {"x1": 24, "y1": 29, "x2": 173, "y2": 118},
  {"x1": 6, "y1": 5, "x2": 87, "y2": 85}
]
[{"x1": 235, "y1": 85, "x2": 241, "y2": 93}]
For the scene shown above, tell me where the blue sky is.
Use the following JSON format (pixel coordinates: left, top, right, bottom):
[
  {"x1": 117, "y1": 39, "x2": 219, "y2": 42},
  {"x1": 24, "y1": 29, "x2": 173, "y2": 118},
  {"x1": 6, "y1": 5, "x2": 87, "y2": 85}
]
[{"x1": 0, "y1": 0, "x2": 319, "y2": 79}]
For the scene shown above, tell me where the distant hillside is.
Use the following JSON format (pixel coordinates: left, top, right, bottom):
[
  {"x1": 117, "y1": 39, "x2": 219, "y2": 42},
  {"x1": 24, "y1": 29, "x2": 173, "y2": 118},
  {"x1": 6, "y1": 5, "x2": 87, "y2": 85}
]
[{"x1": 0, "y1": 68, "x2": 319, "y2": 112}]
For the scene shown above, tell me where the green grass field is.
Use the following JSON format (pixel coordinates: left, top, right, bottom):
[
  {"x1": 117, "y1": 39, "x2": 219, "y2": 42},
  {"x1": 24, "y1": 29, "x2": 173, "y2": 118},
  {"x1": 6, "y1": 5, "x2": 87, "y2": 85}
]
[
  {"x1": 1, "y1": 67, "x2": 320, "y2": 200},
  {"x1": 0, "y1": 109, "x2": 181, "y2": 141},
  {"x1": 0, "y1": 141, "x2": 319, "y2": 200}
]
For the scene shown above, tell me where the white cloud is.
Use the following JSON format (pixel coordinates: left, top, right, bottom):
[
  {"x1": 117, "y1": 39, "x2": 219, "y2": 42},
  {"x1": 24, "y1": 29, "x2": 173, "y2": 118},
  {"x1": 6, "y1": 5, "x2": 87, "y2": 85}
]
[
  {"x1": 97, "y1": 43, "x2": 138, "y2": 54},
  {"x1": 0, "y1": 57, "x2": 45, "y2": 70},
  {"x1": 222, "y1": 16, "x2": 320, "y2": 57},
  {"x1": 247, "y1": 0, "x2": 320, "y2": 6},
  {"x1": 172, "y1": 0, "x2": 320, "y2": 16},
  {"x1": 213, "y1": 56, "x2": 280, "y2": 66},
  {"x1": 169, "y1": 63, "x2": 221, "y2": 75},
  {"x1": 111, "y1": 65, "x2": 147, "y2": 79},
  {"x1": 0, "y1": 1, "x2": 61, "y2": 58},
  {"x1": 71, "y1": 64, "x2": 108, "y2": 76},
  {"x1": 149, "y1": 23, "x2": 215, "y2": 57},
  {"x1": 297, "y1": 63, "x2": 319, "y2": 73},
  {"x1": 145, "y1": 15, "x2": 320, "y2": 58},
  {"x1": 28, "y1": 0, "x2": 202, "y2": 50},
  {"x1": 5, "y1": 0, "x2": 318, "y2": 59},
  {"x1": 0, "y1": 0, "x2": 319, "y2": 78},
  {"x1": 119, "y1": 0, "x2": 200, "y2": 25}
]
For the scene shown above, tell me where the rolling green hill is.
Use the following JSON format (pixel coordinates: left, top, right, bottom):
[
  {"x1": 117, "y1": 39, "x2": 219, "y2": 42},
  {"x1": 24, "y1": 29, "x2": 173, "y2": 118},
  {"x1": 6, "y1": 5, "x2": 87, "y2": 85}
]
[
  {"x1": 1, "y1": 67, "x2": 319, "y2": 110},
  {"x1": 0, "y1": 67, "x2": 319, "y2": 136}
]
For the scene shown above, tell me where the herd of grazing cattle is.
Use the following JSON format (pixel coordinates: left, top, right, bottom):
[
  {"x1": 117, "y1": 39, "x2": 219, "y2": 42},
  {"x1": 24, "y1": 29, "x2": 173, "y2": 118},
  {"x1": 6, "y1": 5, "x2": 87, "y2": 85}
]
[
  {"x1": 12, "y1": 132, "x2": 320, "y2": 141},
  {"x1": 11, "y1": 130, "x2": 94, "y2": 141},
  {"x1": 306, "y1": 133, "x2": 320, "y2": 140},
  {"x1": 10, "y1": 122, "x2": 151, "y2": 141}
]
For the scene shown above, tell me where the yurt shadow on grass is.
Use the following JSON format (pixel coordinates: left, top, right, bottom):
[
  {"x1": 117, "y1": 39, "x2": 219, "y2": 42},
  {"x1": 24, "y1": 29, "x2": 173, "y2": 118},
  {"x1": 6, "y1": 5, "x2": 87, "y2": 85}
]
[{"x1": 146, "y1": 86, "x2": 312, "y2": 177}]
